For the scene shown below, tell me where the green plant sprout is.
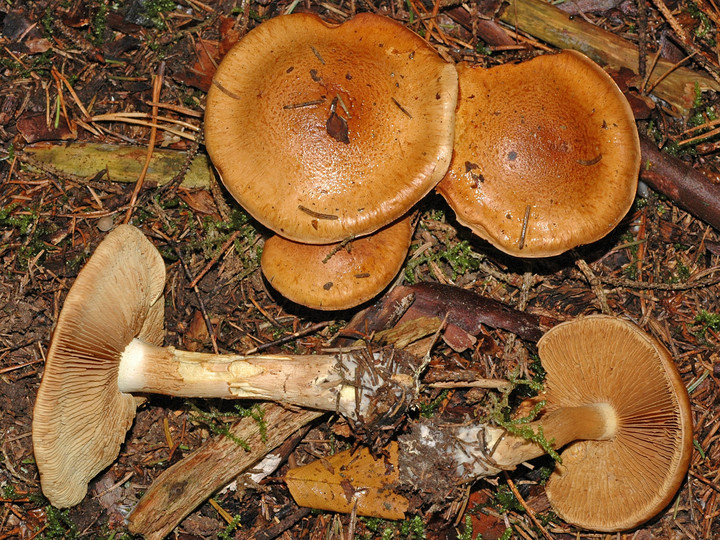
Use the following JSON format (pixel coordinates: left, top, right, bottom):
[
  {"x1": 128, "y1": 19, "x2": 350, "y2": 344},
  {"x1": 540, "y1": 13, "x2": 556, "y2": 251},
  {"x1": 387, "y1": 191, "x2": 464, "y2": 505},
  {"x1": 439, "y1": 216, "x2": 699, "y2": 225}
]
[
  {"x1": 692, "y1": 309, "x2": 720, "y2": 338},
  {"x1": 405, "y1": 240, "x2": 480, "y2": 283},
  {"x1": 419, "y1": 389, "x2": 450, "y2": 418},
  {"x1": 483, "y1": 369, "x2": 562, "y2": 463},
  {"x1": 493, "y1": 484, "x2": 523, "y2": 514},
  {"x1": 39, "y1": 505, "x2": 78, "y2": 539},
  {"x1": 189, "y1": 403, "x2": 267, "y2": 450},
  {"x1": 140, "y1": 0, "x2": 177, "y2": 30},
  {"x1": 217, "y1": 513, "x2": 243, "y2": 539}
]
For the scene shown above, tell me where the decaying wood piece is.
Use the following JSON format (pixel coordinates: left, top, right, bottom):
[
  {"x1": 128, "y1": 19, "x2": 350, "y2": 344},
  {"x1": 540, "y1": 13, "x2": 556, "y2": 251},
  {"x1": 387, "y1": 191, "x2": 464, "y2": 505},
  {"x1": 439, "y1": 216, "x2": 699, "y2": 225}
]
[
  {"x1": 339, "y1": 282, "x2": 557, "y2": 345},
  {"x1": 640, "y1": 136, "x2": 720, "y2": 231},
  {"x1": 496, "y1": 0, "x2": 720, "y2": 113},
  {"x1": 127, "y1": 405, "x2": 322, "y2": 540},
  {"x1": 21, "y1": 142, "x2": 213, "y2": 188}
]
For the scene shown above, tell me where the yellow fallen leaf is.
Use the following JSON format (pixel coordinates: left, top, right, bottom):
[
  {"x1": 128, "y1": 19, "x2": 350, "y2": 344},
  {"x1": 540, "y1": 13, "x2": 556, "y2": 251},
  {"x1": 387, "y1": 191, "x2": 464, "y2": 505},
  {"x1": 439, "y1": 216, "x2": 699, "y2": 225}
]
[{"x1": 286, "y1": 442, "x2": 408, "y2": 519}]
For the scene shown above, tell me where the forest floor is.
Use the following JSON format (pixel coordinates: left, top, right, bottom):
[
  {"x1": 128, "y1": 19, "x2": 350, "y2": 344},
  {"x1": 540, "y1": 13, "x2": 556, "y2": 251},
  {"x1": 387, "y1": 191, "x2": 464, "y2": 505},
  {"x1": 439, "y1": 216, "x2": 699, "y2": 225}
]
[{"x1": 1, "y1": 0, "x2": 720, "y2": 538}]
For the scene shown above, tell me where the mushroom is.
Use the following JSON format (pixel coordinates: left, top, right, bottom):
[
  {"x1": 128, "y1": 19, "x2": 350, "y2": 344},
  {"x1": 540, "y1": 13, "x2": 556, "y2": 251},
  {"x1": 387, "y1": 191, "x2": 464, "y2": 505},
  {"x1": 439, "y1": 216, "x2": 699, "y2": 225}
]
[
  {"x1": 32, "y1": 225, "x2": 421, "y2": 508},
  {"x1": 437, "y1": 50, "x2": 640, "y2": 257},
  {"x1": 204, "y1": 12, "x2": 457, "y2": 244},
  {"x1": 261, "y1": 214, "x2": 414, "y2": 310},
  {"x1": 517, "y1": 315, "x2": 693, "y2": 531},
  {"x1": 288, "y1": 315, "x2": 693, "y2": 531},
  {"x1": 411, "y1": 315, "x2": 692, "y2": 530}
]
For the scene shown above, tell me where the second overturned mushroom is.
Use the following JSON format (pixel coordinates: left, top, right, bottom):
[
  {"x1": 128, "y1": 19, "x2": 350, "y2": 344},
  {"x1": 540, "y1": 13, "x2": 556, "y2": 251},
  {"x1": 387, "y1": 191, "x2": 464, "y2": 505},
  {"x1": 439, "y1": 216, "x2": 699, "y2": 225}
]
[
  {"x1": 288, "y1": 315, "x2": 693, "y2": 532},
  {"x1": 32, "y1": 225, "x2": 421, "y2": 508}
]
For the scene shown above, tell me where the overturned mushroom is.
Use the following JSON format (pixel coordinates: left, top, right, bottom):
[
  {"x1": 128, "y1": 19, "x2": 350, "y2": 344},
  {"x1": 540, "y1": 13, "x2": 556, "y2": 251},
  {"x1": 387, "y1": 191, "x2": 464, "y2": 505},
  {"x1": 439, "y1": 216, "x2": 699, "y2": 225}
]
[
  {"x1": 261, "y1": 214, "x2": 414, "y2": 310},
  {"x1": 204, "y1": 12, "x2": 457, "y2": 244},
  {"x1": 437, "y1": 51, "x2": 640, "y2": 257},
  {"x1": 32, "y1": 225, "x2": 422, "y2": 508},
  {"x1": 288, "y1": 316, "x2": 693, "y2": 531}
]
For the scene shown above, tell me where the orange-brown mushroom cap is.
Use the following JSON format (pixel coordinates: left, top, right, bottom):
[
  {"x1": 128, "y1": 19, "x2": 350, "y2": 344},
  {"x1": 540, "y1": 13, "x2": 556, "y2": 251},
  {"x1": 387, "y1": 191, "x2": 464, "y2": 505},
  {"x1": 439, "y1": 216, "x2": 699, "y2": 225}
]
[
  {"x1": 538, "y1": 315, "x2": 693, "y2": 531},
  {"x1": 437, "y1": 51, "x2": 640, "y2": 257},
  {"x1": 205, "y1": 13, "x2": 457, "y2": 244},
  {"x1": 32, "y1": 225, "x2": 166, "y2": 508},
  {"x1": 261, "y1": 214, "x2": 414, "y2": 310}
]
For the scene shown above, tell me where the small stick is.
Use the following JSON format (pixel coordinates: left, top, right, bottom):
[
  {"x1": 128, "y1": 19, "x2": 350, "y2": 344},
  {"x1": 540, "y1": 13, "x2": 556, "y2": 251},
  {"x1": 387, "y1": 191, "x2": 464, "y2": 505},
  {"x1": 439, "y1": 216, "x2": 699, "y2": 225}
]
[
  {"x1": 648, "y1": 0, "x2": 691, "y2": 46},
  {"x1": 90, "y1": 112, "x2": 200, "y2": 132},
  {"x1": 427, "y1": 379, "x2": 512, "y2": 391},
  {"x1": 646, "y1": 53, "x2": 697, "y2": 95},
  {"x1": 322, "y1": 235, "x2": 355, "y2": 263},
  {"x1": 124, "y1": 63, "x2": 165, "y2": 224},
  {"x1": 283, "y1": 98, "x2": 326, "y2": 109},
  {"x1": 187, "y1": 231, "x2": 240, "y2": 288},
  {"x1": 211, "y1": 79, "x2": 243, "y2": 101},
  {"x1": 503, "y1": 472, "x2": 554, "y2": 540},
  {"x1": 518, "y1": 204, "x2": 531, "y2": 250},
  {"x1": 598, "y1": 271, "x2": 720, "y2": 291},
  {"x1": 0, "y1": 359, "x2": 44, "y2": 375},
  {"x1": 575, "y1": 257, "x2": 614, "y2": 315},
  {"x1": 391, "y1": 97, "x2": 413, "y2": 119},
  {"x1": 297, "y1": 205, "x2": 339, "y2": 220},
  {"x1": 336, "y1": 94, "x2": 352, "y2": 118},
  {"x1": 244, "y1": 321, "x2": 335, "y2": 354},
  {"x1": 309, "y1": 45, "x2": 326, "y2": 64}
]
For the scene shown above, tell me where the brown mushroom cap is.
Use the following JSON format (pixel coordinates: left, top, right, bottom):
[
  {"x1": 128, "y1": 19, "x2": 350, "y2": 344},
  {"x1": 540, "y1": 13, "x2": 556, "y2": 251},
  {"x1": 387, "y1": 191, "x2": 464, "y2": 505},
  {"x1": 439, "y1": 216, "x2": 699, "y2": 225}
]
[
  {"x1": 538, "y1": 315, "x2": 693, "y2": 531},
  {"x1": 437, "y1": 50, "x2": 640, "y2": 257},
  {"x1": 261, "y1": 214, "x2": 414, "y2": 310},
  {"x1": 205, "y1": 13, "x2": 457, "y2": 244},
  {"x1": 32, "y1": 225, "x2": 166, "y2": 508}
]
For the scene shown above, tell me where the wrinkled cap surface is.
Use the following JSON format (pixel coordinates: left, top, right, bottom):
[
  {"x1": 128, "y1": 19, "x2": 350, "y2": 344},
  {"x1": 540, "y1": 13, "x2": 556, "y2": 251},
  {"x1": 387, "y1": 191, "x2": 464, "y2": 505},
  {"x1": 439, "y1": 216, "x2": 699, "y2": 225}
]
[
  {"x1": 539, "y1": 315, "x2": 693, "y2": 531},
  {"x1": 261, "y1": 214, "x2": 414, "y2": 310},
  {"x1": 32, "y1": 225, "x2": 166, "y2": 508},
  {"x1": 205, "y1": 12, "x2": 457, "y2": 244},
  {"x1": 438, "y1": 51, "x2": 640, "y2": 257}
]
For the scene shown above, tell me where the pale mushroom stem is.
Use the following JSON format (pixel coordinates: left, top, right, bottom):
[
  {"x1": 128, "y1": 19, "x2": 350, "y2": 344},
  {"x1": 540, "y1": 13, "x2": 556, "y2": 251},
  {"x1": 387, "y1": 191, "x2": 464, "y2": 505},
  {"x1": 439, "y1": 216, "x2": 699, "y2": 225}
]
[
  {"x1": 489, "y1": 403, "x2": 618, "y2": 468},
  {"x1": 118, "y1": 338, "x2": 415, "y2": 421}
]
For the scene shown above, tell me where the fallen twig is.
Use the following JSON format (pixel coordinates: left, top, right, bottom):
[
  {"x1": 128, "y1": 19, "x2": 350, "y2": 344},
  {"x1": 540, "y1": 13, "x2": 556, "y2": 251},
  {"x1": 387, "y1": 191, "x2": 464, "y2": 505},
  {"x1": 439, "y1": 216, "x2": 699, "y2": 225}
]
[
  {"x1": 21, "y1": 142, "x2": 213, "y2": 188},
  {"x1": 495, "y1": 0, "x2": 720, "y2": 113},
  {"x1": 124, "y1": 63, "x2": 165, "y2": 224},
  {"x1": 126, "y1": 405, "x2": 322, "y2": 540},
  {"x1": 339, "y1": 282, "x2": 558, "y2": 346},
  {"x1": 640, "y1": 136, "x2": 720, "y2": 231}
]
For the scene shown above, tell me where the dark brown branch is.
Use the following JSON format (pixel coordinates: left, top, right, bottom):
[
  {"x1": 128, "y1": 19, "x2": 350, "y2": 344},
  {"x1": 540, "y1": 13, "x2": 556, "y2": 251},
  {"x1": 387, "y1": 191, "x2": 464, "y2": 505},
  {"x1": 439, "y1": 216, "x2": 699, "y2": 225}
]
[
  {"x1": 339, "y1": 283, "x2": 557, "y2": 345},
  {"x1": 640, "y1": 136, "x2": 720, "y2": 231}
]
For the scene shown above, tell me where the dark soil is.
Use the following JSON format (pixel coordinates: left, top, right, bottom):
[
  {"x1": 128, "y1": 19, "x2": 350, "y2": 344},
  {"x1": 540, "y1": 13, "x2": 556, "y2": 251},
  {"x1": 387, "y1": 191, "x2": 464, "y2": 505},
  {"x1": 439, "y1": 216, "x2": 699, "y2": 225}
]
[{"x1": 1, "y1": 0, "x2": 719, "y2": 539}]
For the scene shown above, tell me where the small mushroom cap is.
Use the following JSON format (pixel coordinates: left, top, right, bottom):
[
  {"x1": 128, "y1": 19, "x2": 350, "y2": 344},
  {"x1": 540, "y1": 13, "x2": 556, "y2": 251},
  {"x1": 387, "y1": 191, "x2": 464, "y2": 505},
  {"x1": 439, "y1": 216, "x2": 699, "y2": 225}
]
[
  {"x1": 205, "y1": 13, "x2": 457, "y2": 244},
  {"x1": 32, "y1": 225, "x2": 166, "y2": 508},
  {"x1": 261, "y1": 214, "x2": 414, "y2": 310},
  {"x1": 539, "y1": 315, "x2": 693, "y2": 531},
  {"x1": 437, "y1": 51, "x2": 640, "y2": 257}
]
